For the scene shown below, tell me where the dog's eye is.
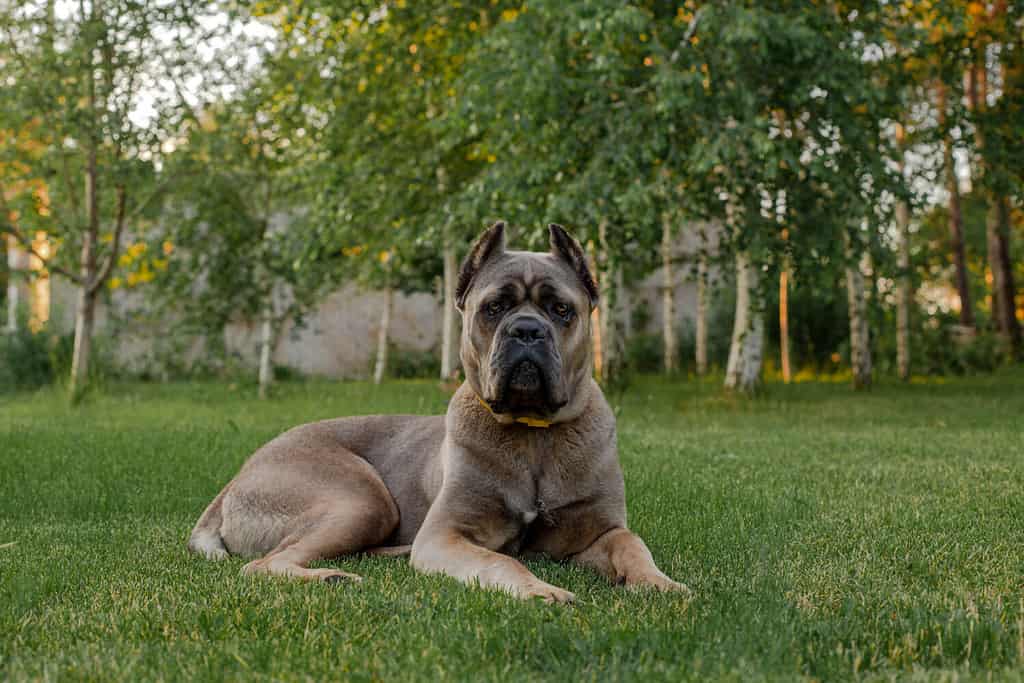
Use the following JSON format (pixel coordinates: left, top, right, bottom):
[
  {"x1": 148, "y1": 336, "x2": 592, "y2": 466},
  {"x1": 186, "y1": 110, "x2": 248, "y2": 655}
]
[
  {"x1": 552, "y1": 302, "x2": 573, "y2": 320},
  {"x1": 485, "y1": 301, "x2": 506, "y2": 317}
]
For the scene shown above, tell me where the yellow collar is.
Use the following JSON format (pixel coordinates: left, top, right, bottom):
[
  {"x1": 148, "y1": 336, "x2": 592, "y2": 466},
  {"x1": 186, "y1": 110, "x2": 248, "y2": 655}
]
[{"x1": 476, "y1": 394, "x2": 552, "y2": 428}]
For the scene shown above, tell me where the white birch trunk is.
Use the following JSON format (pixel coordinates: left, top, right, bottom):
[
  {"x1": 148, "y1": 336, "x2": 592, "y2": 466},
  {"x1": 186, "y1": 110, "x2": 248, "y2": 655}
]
[
  {"x1": 68, "y1": 286, "x2": 96, "y2": 398},
  {"x1": 845, "y1": 232, "x2": 872, "y2": 390},
  {"x1": 661, "y1": 213, "x2": 678, "y2": 374},
  {"x1": 257, "y1": 309, "x2": 275, "y2": 400},
  {"x1": 596, "y1": 218, "x2": 623, "y2": 382},
  {"x1": 4, "y1": 282, "x2": 17, "y2": 333},
  {"x1": 5, "y1": 240, "x2": 18, "y2": 332},
  {"x1": 374, "y1": 285, "x2": 393, "y2": 385},
  {"x1": 440, "y1": 231, "x2": 458, "y2": 381},
  {"x1": 618, "y1": 267, "x2": 632, "y2": 342},
  {"x1": 695, "y1": 253, "x2": 708, "y2": 375},
  {"x1": 724, "y1": 251, "x2": 764, "y2": 392},
  {"x1": 587, "y1": 240, "x2": 603, "y2": 380}
]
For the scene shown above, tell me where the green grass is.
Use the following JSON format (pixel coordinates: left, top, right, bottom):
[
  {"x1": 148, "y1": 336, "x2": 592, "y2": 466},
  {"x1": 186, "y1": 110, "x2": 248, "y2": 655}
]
[{"x1": 2, "y1": 372, "x2": 1024, "y2": 681}]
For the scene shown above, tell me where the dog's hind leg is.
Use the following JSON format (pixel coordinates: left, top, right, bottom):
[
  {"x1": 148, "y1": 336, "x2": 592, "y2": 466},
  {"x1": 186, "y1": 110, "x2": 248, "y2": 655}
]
[
  {"x1": 230, "y1": 448, "x2": 402, "y2": 584},
  {"x1": 241, "y1": 499, "x2": 399, "y2": 583},
  {"x1": 188, "y1": 485, "x2": 231, "y2": 560}
]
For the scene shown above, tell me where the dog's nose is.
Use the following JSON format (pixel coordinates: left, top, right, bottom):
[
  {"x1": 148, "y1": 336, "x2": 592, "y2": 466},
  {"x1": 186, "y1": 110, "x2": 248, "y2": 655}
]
[{"x1": 508, "y1": 318, "x2": 547, "y2": 344}]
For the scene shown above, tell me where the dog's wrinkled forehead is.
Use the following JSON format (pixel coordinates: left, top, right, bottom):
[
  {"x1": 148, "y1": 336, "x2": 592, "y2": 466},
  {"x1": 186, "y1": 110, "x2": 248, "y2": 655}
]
[
  {"x1": 470, "y1": 251, "x2": 587, "y2": 309},
  {"x1": 455, "y1": 222, "x2": 599, "y2": 313}
]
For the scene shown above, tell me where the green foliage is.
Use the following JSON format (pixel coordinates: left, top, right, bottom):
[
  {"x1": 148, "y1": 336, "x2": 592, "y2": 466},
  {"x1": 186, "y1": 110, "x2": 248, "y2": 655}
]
[
  {"x1": 0, "y1": 324, "x2": 55, "y2": 392},
  {"x1": 910, "y1": 318, "x2": 1006, "y2": 376},
  {"x1": 5, "y1": 0, "x2": 1023, "y2": 383},
  {"x1": 386, "y1": 344, "x2": 442, "y2": 380},
  {"x1": 0, "y1": 315, "x2": 111, "y2": 393}
]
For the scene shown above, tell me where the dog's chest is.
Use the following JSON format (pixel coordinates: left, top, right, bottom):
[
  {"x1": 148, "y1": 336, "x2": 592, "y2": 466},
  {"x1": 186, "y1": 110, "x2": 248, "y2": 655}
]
[{"x1": 498, "y1": 429, "x2": 596, "y2": 554}]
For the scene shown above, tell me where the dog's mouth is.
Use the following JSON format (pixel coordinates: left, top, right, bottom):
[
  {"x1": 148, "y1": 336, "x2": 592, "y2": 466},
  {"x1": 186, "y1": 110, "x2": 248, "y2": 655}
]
[
  {"x1": 509, "y1": 360, "x2": 542, "y2": 394},
  {"x1": 487, "y1": 358, "x2": 565, "y2": 417}
]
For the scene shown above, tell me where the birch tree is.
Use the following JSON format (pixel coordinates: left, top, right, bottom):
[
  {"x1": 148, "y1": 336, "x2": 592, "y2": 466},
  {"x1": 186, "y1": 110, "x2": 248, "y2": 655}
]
[
  {"x1": 0, "y1": 0, "x2": 220, "y2": 399},
  {"x1": 660, "y1": 212, "x2": 678, "y2": 375},
  {"x1": 724, "y1": 250, "x2": 764, "y2": 393},
  {"x1": 695, "y1": 252, "x2": 709, "y2": 376},
  {"x1": 845, "y1": 228, "x2": 873, "y2": 390},
  {"x1": 373, "y1": 252, "x2": 393, "y2": 385},
  {"x1": 152, "y1": 53, "x2": 340, "y2": 397}
]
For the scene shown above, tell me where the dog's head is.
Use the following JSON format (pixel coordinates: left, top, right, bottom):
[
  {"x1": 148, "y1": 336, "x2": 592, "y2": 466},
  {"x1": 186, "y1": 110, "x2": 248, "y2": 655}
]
[{"x1": 456, "y1": 222, "x2": 598, "y2": 422}]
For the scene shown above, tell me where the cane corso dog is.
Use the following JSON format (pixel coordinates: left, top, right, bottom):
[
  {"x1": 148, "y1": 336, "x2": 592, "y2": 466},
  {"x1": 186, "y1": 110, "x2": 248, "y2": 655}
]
[{"x1": 188, "y1": 222, "x2": 687, "y2": 603}]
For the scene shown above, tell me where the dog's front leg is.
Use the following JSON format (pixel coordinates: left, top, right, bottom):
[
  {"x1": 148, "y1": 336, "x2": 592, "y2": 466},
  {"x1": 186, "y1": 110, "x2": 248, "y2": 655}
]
[
  {"x1": 411, "y1": 523, "x2": 575, "y2": 604},
  {"x1": 573, "y1": 527, "x2": 689, "y2": 594}
]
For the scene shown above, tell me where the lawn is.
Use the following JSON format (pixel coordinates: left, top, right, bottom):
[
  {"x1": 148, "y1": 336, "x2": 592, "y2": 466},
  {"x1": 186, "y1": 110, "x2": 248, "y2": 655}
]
[{"x1": 1, "y1": 373, "x2": 1023, "y2": 681}]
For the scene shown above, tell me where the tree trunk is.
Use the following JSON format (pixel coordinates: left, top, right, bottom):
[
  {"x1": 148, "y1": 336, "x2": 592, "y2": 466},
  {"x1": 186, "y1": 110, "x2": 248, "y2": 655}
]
[
  {"x1": 4, "y1": 240, "x2": 17, "y2": 332},
  {"x1": 68, "y1": 286, "x2": 96, "y2": 399},
  {"x1": 987, "y1": 197, "x2": 1021, "y2": 355},
  {"x1": 69, "y1": 162, "x2": 98, "y2": 400},
  {"x1": 695, "y1": 253, "x2": 708, "y2": 376},
  {"x1": 944, "y1": 138, "x2": 974, "y2": 329},
  {"x1": 938, "y1": 85, "x2": 975, "y2": 329},
  {"x1": 4, "y1": 280, "x2": 15, "y2": 333},
  {"x1": 968, "y1": 57, "x2": 1022, "y2": 357},
  {"x1": 374, "y1": 285, "x2": 393, "y2": 385},
  {"x1": 69, "y1": 10, "x2": 100, "y2": 401},
  {"x1": 661, "y1": 213, "x2": 678, "y2": 374},
  {"x1": 440, "y1": 229, "x2": 458, "y2": 381},
  {"x1": 257, "y1": 297, "x2": 276, "y2": 400},
  {"x1": 597, "y1": 218, "x2": 624, "y2": 383},
  {"x1": 587, "y1": 240, "x2": 604, "y2": 380},
  {"x1": 894, "y1": 123, "x2": 912, "y2": 381},
  {"x1": 779, "y1": 268, "x2": 791, "y2": 383},
  {"x1": 896, "y1": 196, "x2": 912, "y2": 381},
  {"x1": 845, "y1": 231, "x2": 872, "y2": 390},
  {"x1": 724, "y1": 251, "x2": 764, "y2": 393},
  {"x1": 618, "y1": 267, "x2": 632, "y2": 342}
]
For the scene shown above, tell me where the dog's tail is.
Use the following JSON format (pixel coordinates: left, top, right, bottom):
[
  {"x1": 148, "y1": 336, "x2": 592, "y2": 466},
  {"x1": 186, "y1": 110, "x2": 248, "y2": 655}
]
[{"x1": 187, "y1": 485, "x2": 230, "y2": 560}]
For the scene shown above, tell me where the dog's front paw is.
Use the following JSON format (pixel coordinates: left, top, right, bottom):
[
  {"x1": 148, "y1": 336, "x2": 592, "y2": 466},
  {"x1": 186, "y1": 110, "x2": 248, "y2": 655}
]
[
  {"x1": 621, "y1": 570, "x2": 691, "y2": 596},
  {"x1": 519, "y1": 580, "x2": 575, "y2": 605}
]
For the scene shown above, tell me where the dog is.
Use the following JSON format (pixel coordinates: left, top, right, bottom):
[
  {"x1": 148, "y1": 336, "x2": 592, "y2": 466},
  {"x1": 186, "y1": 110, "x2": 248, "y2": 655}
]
[{"x1": 188, "y1": 222, "x2": 687, "y2": 603}]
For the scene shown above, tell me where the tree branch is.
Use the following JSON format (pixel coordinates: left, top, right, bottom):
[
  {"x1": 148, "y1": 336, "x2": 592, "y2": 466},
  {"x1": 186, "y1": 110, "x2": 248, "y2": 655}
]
[
  {"x1": 0, "y1": 221, "x2": 85, "y2": 285},
  {"x1": 88, "y1": 185, "x2": 127, "y2": 295}
]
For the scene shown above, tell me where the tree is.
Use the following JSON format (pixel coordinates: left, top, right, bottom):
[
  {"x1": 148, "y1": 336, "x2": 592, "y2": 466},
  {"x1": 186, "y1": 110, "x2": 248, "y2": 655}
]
[
  {"x1": 289, "y1": 1, "x2": 500, "y2": 381},
  {"x1": 967, "y1": 2, "x2": 1022, "y2": 356},
  {"x1": 0, "y1": 0, "x2": 225, "y2": 398},
  {"x1": 154, "y1": 81, "x2": 341, "y2": 397}
]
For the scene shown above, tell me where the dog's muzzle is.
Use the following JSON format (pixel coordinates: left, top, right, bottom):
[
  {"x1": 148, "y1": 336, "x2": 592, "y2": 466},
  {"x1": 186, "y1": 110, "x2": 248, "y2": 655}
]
[{"x1": 486, "y1": 316, "x2": 565, "y2": 416}]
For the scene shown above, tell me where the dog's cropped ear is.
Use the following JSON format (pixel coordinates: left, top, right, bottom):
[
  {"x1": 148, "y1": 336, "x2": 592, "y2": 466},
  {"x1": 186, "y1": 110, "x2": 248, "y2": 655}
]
[
  {"x1": 455, "y1": 221, "x2": 507, "y2": 310},
  {"x1": 549, "y1": 223, "x2": 599, "y2": 309}
]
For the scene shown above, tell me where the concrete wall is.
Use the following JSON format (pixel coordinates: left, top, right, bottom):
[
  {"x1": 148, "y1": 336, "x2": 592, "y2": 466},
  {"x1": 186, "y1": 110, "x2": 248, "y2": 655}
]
[{"x1": 8, "y1": 224, "x2": 717, "y2": 378}]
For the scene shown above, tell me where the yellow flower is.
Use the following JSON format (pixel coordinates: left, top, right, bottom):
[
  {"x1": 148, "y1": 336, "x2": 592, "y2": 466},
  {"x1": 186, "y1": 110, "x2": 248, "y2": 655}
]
[
  {"x1": 162, "y1": 241, "x2": 174, "y2": 256},
  {"x1": 108, "y1": 277, "x2": 122, "y2": 290}
]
